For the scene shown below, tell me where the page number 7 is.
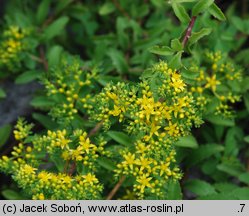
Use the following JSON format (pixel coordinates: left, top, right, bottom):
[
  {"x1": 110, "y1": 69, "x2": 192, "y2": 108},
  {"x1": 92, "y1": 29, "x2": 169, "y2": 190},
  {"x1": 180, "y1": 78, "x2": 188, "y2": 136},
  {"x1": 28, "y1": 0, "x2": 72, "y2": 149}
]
[{"x1": 239, "y1": 204, "x2": 245, "y2": 213}]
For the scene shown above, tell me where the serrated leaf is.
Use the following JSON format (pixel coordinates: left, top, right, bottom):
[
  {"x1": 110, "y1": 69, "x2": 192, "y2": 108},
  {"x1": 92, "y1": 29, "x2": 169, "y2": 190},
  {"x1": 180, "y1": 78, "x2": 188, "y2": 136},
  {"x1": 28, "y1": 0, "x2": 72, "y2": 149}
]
[
  {"x1": 107, "y1": 131, "x2": 132, "y2": 147},
  {"x1": 0, "y1": 124, "x2": 12, "y2": 148},
  {"x1": 208, "y1": 3, "x2": 226, "y2": 21},
  {"x1": 36, "y1": 0, "x2": 51, "y2": 24},
  {"x1": 169, "y1": 51, "x2": 183, "y2": 69},
  {"x1": 192, "y1": 0, "x2": 214, "y2": 16},
  {"x1": 172, "y1": 2, "x2": 190, "y2": 23},
  {"x1": 15, "y1": 71, "x2": 41, "y2": 84},
  {"x1": 43, "y1": 16, "x2": 69, "y2": 40},
  {"x1": 171, "y1": 38, "x2": 183, "y2": 51},
  {"x1": 188, "y1": 28, "x2": 212, "y2": 46},
  {"x1": 32, "y1": 113, "x2": 58, "y2": 130},
  {"x1": 175, "y1": 135, "x2": 198, "y2": 148},
  {"x1": 148, "y1": 46, "x2": 174, "y2": 56},
  {"x1": 205, "y1": 114, "x2": 235, "y2": 126},
  {"x1": 1, "y1": 189, "x2": 25, "y2": 200},
  {"x1": 0, "y1": 88, "x2": 6, "y2": 98},
  {"x1": 97, "y1": 157, "x2": 116, "y2": 171},
  {"x1": 108, "y1": 49, "x2": 129, "y2": 74},
  {"x1": 184, "y1": 179, "x2": 216, "y2": 196},
  {"x1": 99, "y1": 2, "x2": 115, "y2": 16}
]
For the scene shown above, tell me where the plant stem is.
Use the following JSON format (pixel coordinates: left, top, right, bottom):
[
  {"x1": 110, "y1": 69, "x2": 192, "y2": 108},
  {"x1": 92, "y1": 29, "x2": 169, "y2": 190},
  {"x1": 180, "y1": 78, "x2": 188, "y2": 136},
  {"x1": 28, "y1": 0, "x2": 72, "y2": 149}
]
[
  {"x1": 182, "y1": 16, "x2": 197, "y2": 47},
  {"x1": 89, "y1": 121, "x2": 103, "y2": 137},
  {"x1": 106, "y1": 176, "x2": 126, "y2": 200},
  {"x1": 112, "y1": 0, "x2": 131, "y2": 19}
]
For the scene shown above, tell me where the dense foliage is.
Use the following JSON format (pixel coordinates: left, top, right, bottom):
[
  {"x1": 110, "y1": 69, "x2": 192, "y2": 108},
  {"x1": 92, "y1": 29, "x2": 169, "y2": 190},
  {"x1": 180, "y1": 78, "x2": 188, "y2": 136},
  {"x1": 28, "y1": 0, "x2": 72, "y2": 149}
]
[{"x1": 0, "y1": 0, "x2": 249, "y2": 200}]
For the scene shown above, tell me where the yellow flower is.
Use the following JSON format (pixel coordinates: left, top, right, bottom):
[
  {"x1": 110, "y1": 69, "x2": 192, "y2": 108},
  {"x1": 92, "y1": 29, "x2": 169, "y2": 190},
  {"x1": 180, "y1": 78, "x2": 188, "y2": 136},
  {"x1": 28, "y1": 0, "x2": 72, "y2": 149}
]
[
  {"x1": 170, "y1": 72, "x2": 186, "y2": 92},
  {"x1": 122, "y1": 152, "x2": 136, "y2": 170},
  {"x1": 38, "y1": 171, "x2": 51, "y2": 183},
  {"x1": 136, "y1": 173, "x2": 152, "y2": 193},
  {"x1": 83, "y1": 173, "x2": 98, "y2": 185},
  {"x1": 205, "y1": 75, "x2": 221, "y2": 91},
  {"x1": 136, "y1": 156, "x2": 152, "y2": 172},
  {"x1": 164, "y1": 122, "x2": 179, "y2": 137},
  {"x1": 22, "y1": 164, "x2": 37, "y2": 175},
  {"x1": 79, "y1": 136, "x2": 96, "y2": 154}
]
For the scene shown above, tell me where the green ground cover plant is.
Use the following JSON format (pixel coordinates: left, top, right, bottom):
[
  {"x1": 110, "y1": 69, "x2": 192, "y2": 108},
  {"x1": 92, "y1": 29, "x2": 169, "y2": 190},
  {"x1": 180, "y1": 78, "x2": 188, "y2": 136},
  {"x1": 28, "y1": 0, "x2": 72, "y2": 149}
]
[{"x1": 0, "y1": 0, "x2": 248, "y2": 200}]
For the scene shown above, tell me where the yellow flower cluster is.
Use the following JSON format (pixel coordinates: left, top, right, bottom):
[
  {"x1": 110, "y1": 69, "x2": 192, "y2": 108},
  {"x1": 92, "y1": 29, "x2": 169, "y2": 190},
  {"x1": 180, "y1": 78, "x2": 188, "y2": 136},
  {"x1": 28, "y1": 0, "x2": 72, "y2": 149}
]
[
  {"x1": 0, "y1": 26, "x2": 30, "y2": 71},
  {"x1": 89, "y1": 61, "x2": 201, "y2": 198},
  {"x1": 13, "y1": 118, "x2": 34, "y2": 141},
  {"x1": 190, "y1": 51, "x2": 242, "y2": 117},
  {"x1": 44, "y1": 59, "x2": 97, "y2": 124},
  {"x1": 0, "y1": 119, "x2": 108, "y2": 199}
]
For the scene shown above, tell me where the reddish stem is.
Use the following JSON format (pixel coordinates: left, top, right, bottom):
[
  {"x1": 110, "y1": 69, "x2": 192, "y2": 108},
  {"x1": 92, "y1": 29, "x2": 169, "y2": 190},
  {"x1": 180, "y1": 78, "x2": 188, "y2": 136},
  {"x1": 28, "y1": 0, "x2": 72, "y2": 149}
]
[{"x1": 182, "y1": 16, "x2": 197, "y2": 47}]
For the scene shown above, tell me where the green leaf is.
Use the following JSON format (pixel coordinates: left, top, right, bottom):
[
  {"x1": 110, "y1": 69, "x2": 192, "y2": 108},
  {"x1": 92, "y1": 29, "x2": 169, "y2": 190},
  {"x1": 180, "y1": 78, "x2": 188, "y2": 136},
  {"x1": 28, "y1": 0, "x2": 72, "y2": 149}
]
[
  {"x1": 232, "y1": 188, "x2": 249, "y2": 200},
  {"x1": 0, "y1": 124, "x2": 12, "y2": 148},
  {"x1": 148, "y1": 46, "x2": 174, "y2": 56},
  {"x1": 36, "y1": 0, "x2": 51, "y2": 24},
  {"x1": 192, "y1": 0, "x2": 214, "y2": 16},
  {"x1": 224, "y1": 127, "x2": 242, "y2": 157},
  {"x1": 107, "y1": 131, "x2": 133, "y2": 147},
  {"x1": 32, "y1": 113, "x2": 58, "y2": 130},
  {"x1": 188, "y1": 28, "x2": 212, "y2": 47},
  {"x1": 238, "y1": 172, "x2": 249, "y2": 184},
  {"x1": 171, "y1": 38, "x2": 183, "y2": 52},
  {"x1": 243, "y1": 94, "x2": 249, "y2": 112},
  {"x1": 97, "y1": 75, "x2": 122, "y2": 86},
  {"x1": 166, "y1": 180, "x2": 182, "y2": 200},
  {"x1": 0, "y1": 88, "x2": 6, "y2": 98},
  {"x1": 217, "y1": 163, "x2": 244, "y2": 177},
  {"x1": 205, "y1": 114, "x2": 235, "y2": 126},
  {"x1": 97, "y1": 157, "x2": 116, "y2": 171},
  {"x1": 15, "y1": 71, "x2": 41, "y2": 84},
  {"x1": 186, "y1": 144, "x2": 224, "y2": 166},
  {"x1": 184, "y1": 179, "x2": 216, "y2": 196},
  {"x1": 169, "y1": 51, "x2": 183, "y2": 69},
  {"x1": 1, "y1": 189, "x2": 25, "y2": 200},
  {"x1": 181, "y1": 68, "x2": 199, "y2": 80},
  {"x1": 54, "y1": 0, "x2": 73, "y2": 15},
  {"x1": 108, "y1": 49, "x2": 129, "y2": 74},
  {"x1": 99, "y1": 2, "x2": 115, "y2": 16},
  {"x1": 175, "y1": 135, "x2": 198, "y2": 148},
  {"x1": 175, "y1": 0, "x2": 197, "y2": 2},
  {"x1": 47, "y1": 45, "x2": 63, "y2": 67},
  {"x1": 231, "y1": 17, "x2": 247, "y2": 33},
  {"x1": 30, "y1": 96, "x2": 54, "y2": 108},
  {"x1": 244, "y1": 135, "x2": 249, "y2": 143},
  {"x1": 214, "y1": 183, "x2": 239, "y2": 193},
  {"x1": 172, "y1": 2, "x2": 190, "y2": 23},
  {"x1": 208, "y1": 3, "x2": 226, "y2": 21},
  {"x1": 43, "y1": 16, "x2": 69, "y2": 40},
  {"x1": 51, "y1": 153, "x2": 64, "y2": 172},
  {"x1": 199, "y1": 193, "x2": 236, "y2": 200}
]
